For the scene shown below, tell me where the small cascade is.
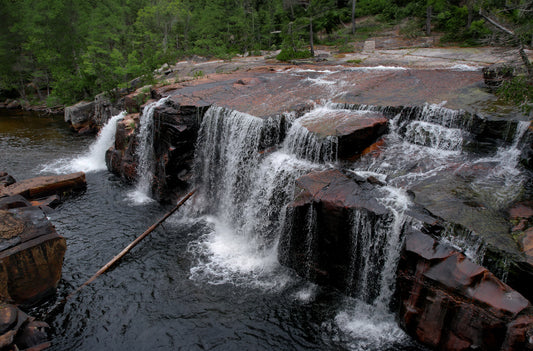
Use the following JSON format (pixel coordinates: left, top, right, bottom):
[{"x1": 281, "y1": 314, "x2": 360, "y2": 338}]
[
  {"x1": 40, "y1": 111, "x2": 126, "y2": 174},
  {"x1": 344, "y1": 187, "x2": 410, "y2": 310},
  {"x1": 127, "y1": 97, "x2": 169, "y2": 205},
  {"x1": 283, "y1": 119, "x2": 338, "y2": 163},
  {"x1": 403, "y1": 120, "x2": 464, "y2": 151},
  {"x1": 471, "y1": 120, "x2": 530, "y2": 208}
]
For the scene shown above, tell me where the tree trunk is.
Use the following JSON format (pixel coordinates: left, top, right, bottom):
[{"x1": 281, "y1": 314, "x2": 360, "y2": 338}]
[
  {"x1": 426, "y1": 5, "x2": 432, "y2": 36},
  {"x1": 309, "y1": 16, "x2": 314, "y2": 57},
  {"x1": 467, "y1": 0, "x2": 473, "y2": 29},
  {"x1": 351, "y1": 0, "x2": 356, "y2": 35}
]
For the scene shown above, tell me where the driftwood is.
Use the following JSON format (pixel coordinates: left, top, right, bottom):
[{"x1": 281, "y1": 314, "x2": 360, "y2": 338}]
[{"x1": 66, "y1": 189, "x2": 196, "y2": 300}]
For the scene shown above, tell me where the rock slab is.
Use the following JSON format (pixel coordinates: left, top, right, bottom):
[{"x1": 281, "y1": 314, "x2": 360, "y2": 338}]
[
  {"x1": 0, "y1": 206, "x2": 66, "y2": 304},
  {"x1": 0, "y1": 172, "x2": 86, "y2": 200},
  {"x1": 396, "y1": 229, "x2": 533, "y2": 351}
]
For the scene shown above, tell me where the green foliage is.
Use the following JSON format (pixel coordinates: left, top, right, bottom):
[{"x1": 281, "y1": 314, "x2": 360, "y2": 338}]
[
  {"x1": 276, "y1": 48, "x2": 313, "y2": 61},
  {"x1": 1, "y1": 0, "x2": 532, "y2": 106},
  {"x1": 497, "y1": 76, "x2": 533, "y2": 113},
  {"x1": 193, "y1": 70, "x2": 205, "y2": 79}
]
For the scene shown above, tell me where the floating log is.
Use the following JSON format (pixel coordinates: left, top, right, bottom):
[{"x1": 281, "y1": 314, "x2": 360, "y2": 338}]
[{"x1": 66, "y1": 189, "x2": 196, "y2": 300}]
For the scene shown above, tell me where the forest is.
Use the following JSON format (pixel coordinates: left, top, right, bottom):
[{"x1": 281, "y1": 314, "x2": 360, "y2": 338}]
[{"x1": 0, "y1": 0, "x2": 532, "y2": 105}]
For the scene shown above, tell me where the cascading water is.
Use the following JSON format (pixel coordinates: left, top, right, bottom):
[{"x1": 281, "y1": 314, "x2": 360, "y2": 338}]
[
  {"x1": 470, "y1": 120, "x2": 530, "y2": 208},
  {"x1": 40, "y1": 111, "x2": 126, "y2": 174},
  {"x1": 184, "y1": 101, "x2": 530, "y2": 350},
  {"x1": 189, "y1": 105, "x2": 324, "y2": 289},
  {"x1": 127, "y1": 97, "x2": 169, "y2": 205}
]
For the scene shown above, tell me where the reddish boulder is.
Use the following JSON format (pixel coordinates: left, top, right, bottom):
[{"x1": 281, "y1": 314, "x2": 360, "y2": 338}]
[
  {"x1": 0, "y1": 206, "x2": 66, "y2": 304},
  {"x1": 0, "y1": 172, "x2": 86, "y2": 200},
  {"x1": 396, "y1": 229, "x2": 533, "y2": 351},
  {"x1": 281, "y1": 169, "x2": 388, "y2": 290},
  {"x1": 298, "y1": 110, "x2": 388, "y2": 159}
]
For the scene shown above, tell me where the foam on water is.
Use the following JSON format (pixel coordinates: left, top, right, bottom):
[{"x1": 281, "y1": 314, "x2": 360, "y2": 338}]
[
  {"x1": 40, "y1": 111, "x2": 126, "y2": 174},
  {"x1": 449, "y1": 64, "x2": 481, "y2": 71},
  {"x1": 333, "y1": 300, "x2": 409, "y2": 351},
  {"x1": 345, "y1": 65, "x2": 407, "y2": 71}
]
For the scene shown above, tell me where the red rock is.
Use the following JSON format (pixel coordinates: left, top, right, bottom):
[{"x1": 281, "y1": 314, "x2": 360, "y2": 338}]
[
  {"x1": 509, "y1": 202, "x2": 533, "y2": 220},
  {"x1": 0, "y1": 172, "x2": 86, "y2": 200},
  {"x1": 298, "y1": 110, "x2": 388, "y2": 159},
  {"x1": 397, "y1": 230, "x2": 533, "y2": 351},
  {"x1": 0, "y1": 207, "x2": 66, "y2": 304},
  {"x1": 282, "y1": 169, "x2": 388, "y2": 288}
]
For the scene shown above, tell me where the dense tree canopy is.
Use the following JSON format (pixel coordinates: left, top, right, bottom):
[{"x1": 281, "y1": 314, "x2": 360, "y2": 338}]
[{"x1": 0, "y1": 0, "x2": 531, "y2": 104}]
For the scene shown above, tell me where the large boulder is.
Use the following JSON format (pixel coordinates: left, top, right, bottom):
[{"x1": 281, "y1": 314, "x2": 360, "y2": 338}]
[
  {"x1": 152, "y1": 97, "x2": 208, "y2": 202},
  {"x1": 297, "y1": 110, "x2": 389, "y2": 160},
  {"x1": 0, "y1": 206, "x2": 66, "y2": 304},
  {"x1": 396, "y1": 229, "x2": 533, "y2": 351},
  {"x1": 106, "y1": 98, "x2": 207, "y2": 202},
  {"x1": 64, "y1": 100, "x2": 96, "y2": 132},
  {"x1": 281, "y1": 169, "x2": 389, "y2": 291}
]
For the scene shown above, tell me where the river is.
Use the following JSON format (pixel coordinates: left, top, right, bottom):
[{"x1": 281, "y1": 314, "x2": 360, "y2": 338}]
[{"x1": 1, "y1": 109, "x2": 427, "y2": 350}]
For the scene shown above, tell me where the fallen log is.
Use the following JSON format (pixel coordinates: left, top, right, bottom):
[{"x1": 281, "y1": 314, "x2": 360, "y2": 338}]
[{"x1": 66, "y1": 189, "x2": 196, "y2": 300}]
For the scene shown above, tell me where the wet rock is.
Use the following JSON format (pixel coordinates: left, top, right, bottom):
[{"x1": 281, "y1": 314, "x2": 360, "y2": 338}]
[
  {"x1": 281, "y1": 169, "x2": 388, "y2": 289},
  {"x1": 0, "y1": 303, "x2": 50, "y2": 351},
  {"x1": 124, "y1": 87, "x2": 151, "y2": 113},
  {"x1": 0, "y1": 173, "x2": 16, "y2": 188},
  {"x1": 298, "y1": 110, "x2": 389, "y2": 159},
  {"x1": 0, "y1": 206, "x2": 66, "y2": 304},
  {"x1": 14, "y1": 320, "x2": 50, "y2": 350},
  {"x1": 6, "y1": 100, "x2": 20, "y2": 109},
  {"x1": 64, "y1": 100, "x2": 96, "y2": 132},
  {"x1": 30, "y1": 195, "x2": 61, "y2": 210},
  {"x1": 94, "y1": 92, "x2": 123, "y2": 127},
  {"x1": 105, "y1": 114, "x2": 138, "y2": 184},
  {"x1": 152, "y1": 97, "x2": 208, "y2": 202},
  {"x1": 0, "y1": 172, "x2": 86, "y2": 200},
  {"x1": 0, "y1": 195, "x2": 32, "y2": 210},
  {"x1": 396, "y1": 229, "x2": 533, "y2": 351}
]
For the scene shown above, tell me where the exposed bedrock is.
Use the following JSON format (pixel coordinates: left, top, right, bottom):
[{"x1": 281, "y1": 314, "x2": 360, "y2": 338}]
[
  {"x1": 105, "y1": 113, "x2": 139, "y2": 183},
  {"x1": 0, "y1": 172, "x2": 83, "y2": 305},
  {"x1": 297, "y1": 110, "x2": 389, "y2": 160},
  {"x1": 152, "y1": 98, "x2": 208, "y2": 202},
  {"x1": 65, "y1": 93, "x2": 124, "y2": 134},
  {"x1": 397, "y1": 229, "x2": 533, "y2": 351},
  {"x1": 280, "y1": 169, "x2": 390, "y2": 290},
  {"x1": 106, "y1": 97, "x2": 207, "y2": 202},
  {"x1": 283, "y1": 169, "x2": 533, "y2": 350},
  {"x1": 0, "y1": 206, "x2": 66, "y2": 305}
]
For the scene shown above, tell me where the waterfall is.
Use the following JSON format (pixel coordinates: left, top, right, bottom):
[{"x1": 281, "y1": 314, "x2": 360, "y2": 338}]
[
  {"x1": 127, "y1": 97, "x2": 169, "y2": 205},
  {"x1": 189, "y1": 105, "x2": 322, "y2": 288},
  {"x1": 40, "y1": 111, "x2": 126, "y2": 174},
  {"x1": 470, "y1": 120, "x2": 530, "y2": 208}
]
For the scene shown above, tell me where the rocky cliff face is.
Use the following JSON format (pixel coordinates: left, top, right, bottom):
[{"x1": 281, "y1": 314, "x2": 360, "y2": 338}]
[{"x1": 100, "y1": 63, "x2": 533, "y2": 350}]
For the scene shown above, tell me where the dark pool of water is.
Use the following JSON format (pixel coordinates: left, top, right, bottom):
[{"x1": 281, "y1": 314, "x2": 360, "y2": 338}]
[{"x1": 1, "y1": 110, "x2": 426, "y2": 351}]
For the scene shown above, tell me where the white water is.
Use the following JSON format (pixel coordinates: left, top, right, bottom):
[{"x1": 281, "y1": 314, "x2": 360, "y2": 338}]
[
  {"x1": 127, "y1": 97, "x2": 169, "y2": 205},
  {"x1": 40, "y1": 111, "x2": 126, "y2": 174},
  {"x1": 170, "y1": 101, "x2": 529, "y2": 349},
  {"x1": 470, "y1": 120, "x2": 530, "y2": 207}
]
